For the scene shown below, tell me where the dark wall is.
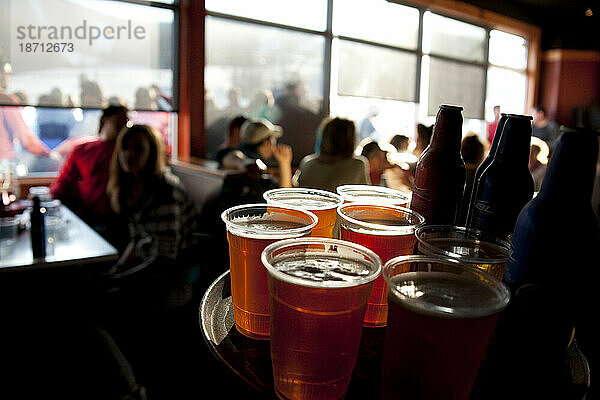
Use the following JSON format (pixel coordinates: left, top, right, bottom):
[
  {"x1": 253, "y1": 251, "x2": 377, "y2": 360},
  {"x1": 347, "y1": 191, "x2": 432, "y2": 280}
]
[{"x1": 457, "y1": 0, "x2": 600, "y2": 50}]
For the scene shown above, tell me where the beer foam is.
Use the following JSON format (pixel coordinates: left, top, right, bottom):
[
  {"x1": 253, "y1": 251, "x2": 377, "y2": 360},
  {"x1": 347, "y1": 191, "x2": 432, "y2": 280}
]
[
  {"x1": 227, "y1": 216, "x2": 313, "y2": 239},
  {"x1": 389, "y1": 272, "x2": 508, "y2": 318},
  {"x1": 271, "y1": 256, "x2": 375, "y2": 286},
  {"x1": 270, "y1": 197, "x2": 339, "y2": 210}
]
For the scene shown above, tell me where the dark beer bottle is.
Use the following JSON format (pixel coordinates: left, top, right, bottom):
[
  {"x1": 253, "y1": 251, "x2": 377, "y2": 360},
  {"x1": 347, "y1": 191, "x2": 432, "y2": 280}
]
[
  {"x1": 490, "y1": 127, "x2": 600, "y2": 398},
  {"x1": 458, "y1": 114, "x2": 508, "y2": 225},
  {"x1": 466, "y1": 114, "x2": 534, "y2": 238},
  {"x1": 30, "y1": 195, "x2": 46, "y2": 260},
  {"x1": 410, "y1": 105, "x2": 466, "y2": 225}
]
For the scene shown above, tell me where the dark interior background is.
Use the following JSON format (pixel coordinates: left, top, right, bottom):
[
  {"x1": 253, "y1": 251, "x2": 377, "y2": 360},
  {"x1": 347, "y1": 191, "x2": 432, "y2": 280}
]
[{"x1": 459, "y1": 0, "x2": 600, "y2": 50}]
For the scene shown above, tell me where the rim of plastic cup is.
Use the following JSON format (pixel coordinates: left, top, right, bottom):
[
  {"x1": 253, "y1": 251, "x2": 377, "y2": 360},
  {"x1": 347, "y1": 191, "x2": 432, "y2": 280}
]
[
  {"x1": 383, "y1": 254, "x2": 511, "y2": 318},
  {"x1": 335, "y1": 185, "x2": 411, "y2": 205},
  {"x1": 337, "y1": 203, "x2": 425, "y2": 235},
  {"x1": 262, "y1": 237, "x2": 382, "y2": 289},
  {"x1": 414, "y1": 225, "x2": 511, "y2": 265},
  {"x1": 221, "y1": 203, "x2": 318, "y2": 239},
  {"x1": 263, "y1": 188, "x2": 343, "y2": 211}
]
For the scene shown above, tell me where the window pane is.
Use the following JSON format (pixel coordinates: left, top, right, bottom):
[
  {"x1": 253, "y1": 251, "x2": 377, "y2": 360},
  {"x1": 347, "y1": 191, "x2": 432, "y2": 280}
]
[
  {"x1": 0, "y1": 106, "x2": 175, "y2": 174},
  {"x1": 426, "y1": 57, "x2": 485, "y2": 119},
  {"x1": 489, "y1": 30, "x2": 528, "y2": 70},
  {"x1": 486, "y1": 66, "x2": 527, "y2": 117},
  {"x1": 205, "y1": 17, "x2": 325, "y2": 163},
  {"x1": 332, "y1": 0, "x2": 419, "y2": 49},
  {"x1": 336, "y1": 40, "x2": 416, "y2": 102},
  {"x1": 423, "y1": 12, "x2": 486, "y2": 62},
  {"x1": 1, "y1": 0, "x2": 174, "y2": 110},
  {"x1": 330, "y1": 95, "x2": 417, "y2": 145},
  {"x1": 205, "y1": 0, "x2": 327, "y2": 31}
]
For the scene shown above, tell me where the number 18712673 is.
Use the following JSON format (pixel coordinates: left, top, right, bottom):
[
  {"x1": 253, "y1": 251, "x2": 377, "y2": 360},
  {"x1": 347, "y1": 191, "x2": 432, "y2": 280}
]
[{"x1": 18, "y1": 42, "x2": 74, "y2": 52}]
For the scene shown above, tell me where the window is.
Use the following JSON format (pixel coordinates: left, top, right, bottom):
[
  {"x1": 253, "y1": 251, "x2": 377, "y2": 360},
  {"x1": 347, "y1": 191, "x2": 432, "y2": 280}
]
[
  {"x1": 204, "y1": 13, "x2": 325, "y2": 163},
  {"x1": 330, "y1": 0, "x2": 420, "y2": 145},
  {"x1": 421, "y1": 12, "x2": 487, "y2": 121},
  {"x1": 203, "y1": 0, "x2": 536, "y2": 156},
  {"x1": 0, "y1": 0, "x2": 177, "y2": 175},
  {"x1": 486, "y1": 30, "x2": 528, "y2": 119}
]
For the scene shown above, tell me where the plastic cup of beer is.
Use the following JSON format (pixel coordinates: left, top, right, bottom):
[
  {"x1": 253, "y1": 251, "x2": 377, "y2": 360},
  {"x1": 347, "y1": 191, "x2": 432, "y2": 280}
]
[
  {"x1": 221, "y1": 204, "x2": 317, "y2": 340},
  {"x1": 336, "y1": 184, "x2": 411, "y2": 207},
  {"x1": 382, "y1": 255, "x2": 510, "y2": 400},
  {"x1": 263, "y1": 188, "x2": 343, "y2": 238},
  {"x1": 337, "y1": 203, "x2": 425, "y2": 327},
  {"x1": 414, "y1": 225, "x2": 511, "y2": 280},
  {"x1": 262, "y1": 238, "x2": 381, "y2": 400}
]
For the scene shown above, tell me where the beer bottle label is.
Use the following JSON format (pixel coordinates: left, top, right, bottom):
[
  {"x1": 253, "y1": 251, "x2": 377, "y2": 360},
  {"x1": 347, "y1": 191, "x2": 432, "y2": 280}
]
[{"x1": 472, "y1": 200, "x2": 495, "y2": 229}]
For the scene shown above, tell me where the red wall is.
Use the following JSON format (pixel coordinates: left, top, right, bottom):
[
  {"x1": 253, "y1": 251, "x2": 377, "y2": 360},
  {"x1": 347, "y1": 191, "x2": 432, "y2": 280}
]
[{"x1": 539, "y1": 50, "x2": 600, "y2": 126}]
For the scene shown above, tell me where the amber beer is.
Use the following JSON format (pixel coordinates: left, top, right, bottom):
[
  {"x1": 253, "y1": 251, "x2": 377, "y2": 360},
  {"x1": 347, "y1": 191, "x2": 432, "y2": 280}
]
[
  {"x1": 382, "y1": 255, "x2": 510, "y2": 400},
  {"x1": 336, "y1": 184, "x2": 411, "y2": 207},
  {"x1": 262, "y1": 238, "x2": 381, "y2": 400},
  {"x1": 337, "y1": 204, "x2": 424, "y2": 327},
  {"x1": 263, "y1": 188, "x2": 343, "y2": 238},
  {"x1": 415, "y1": 225, "x2": 511, "y2": 280},
  {"x1": 221, "y1": 204, "x2": 317, "y2": 340}
]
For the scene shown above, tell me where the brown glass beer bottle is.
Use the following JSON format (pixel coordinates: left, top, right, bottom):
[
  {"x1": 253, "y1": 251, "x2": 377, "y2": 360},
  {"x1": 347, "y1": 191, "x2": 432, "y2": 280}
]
[{"x1": 410, "y1": 104, "x2": 466, "y2": 225}]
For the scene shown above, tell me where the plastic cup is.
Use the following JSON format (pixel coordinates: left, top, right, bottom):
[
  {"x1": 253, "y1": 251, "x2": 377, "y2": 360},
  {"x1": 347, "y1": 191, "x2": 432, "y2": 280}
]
[
  {"x1": 336, "y1": 184, "x2": 411, "y2": 207},
  {"x1": 337, "y1": 203, "x2": 424, "y2": 327},
  {"x1": 263, "y1": 188, "x2": 343, "y2": 238},
  {"x1": 0, "y1": 217, "x2": 18, "y2": 258},
  {"x1": 414, "y1": 225, "x2": 511, "y2": 280},
  {"x1": 221, "y1": 204, "x2": 317, "y2": 340},
  {"x1": 382, "y1": 255, "x2": 510, "y2": 400},
  {"x1": 262, "y1": 238, "x2": 381, "y2": 400}
]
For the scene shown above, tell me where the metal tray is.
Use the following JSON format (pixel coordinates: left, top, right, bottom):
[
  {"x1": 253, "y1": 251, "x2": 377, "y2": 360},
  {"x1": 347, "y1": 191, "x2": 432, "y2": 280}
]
[{"x1": 199, "y1": 270, "x2": 590, "y2": 399}]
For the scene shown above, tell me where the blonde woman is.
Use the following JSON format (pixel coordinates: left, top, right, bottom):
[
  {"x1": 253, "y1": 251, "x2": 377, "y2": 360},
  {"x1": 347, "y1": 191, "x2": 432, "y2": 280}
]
[
  {"x1": 294, "y1": 117, "x2": 370, "y2": 192},
  {"x1": 105, "y1": 124, "x2": 197, "y2": 310}
]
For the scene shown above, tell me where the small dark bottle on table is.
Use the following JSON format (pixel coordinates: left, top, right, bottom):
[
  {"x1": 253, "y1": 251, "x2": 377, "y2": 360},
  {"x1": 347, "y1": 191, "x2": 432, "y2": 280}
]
[
  {"x1": 410, "y1": 105, "x2": 466, "y2": 225},
  {"x1": 30, "y1": 195, "x2": 46, "y2": 260},
  {"x1": 466, "y1": 114, "x2": 534, "y2": 238}
]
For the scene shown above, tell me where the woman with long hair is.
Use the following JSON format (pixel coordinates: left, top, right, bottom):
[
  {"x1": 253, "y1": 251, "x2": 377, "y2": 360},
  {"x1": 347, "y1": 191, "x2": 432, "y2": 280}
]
[
  {"x1": 105, "y1": 124, "x2": 197, "y2": 311},
  {"x1": 293, "y1": 116, "x2": 370, "y2": 192}
]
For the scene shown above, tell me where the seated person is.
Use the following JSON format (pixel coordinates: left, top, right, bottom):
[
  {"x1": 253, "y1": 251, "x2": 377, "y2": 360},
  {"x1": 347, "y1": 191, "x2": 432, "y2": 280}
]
[
  {"x1": 50, "y1": 105, "x2": 129, "y2": 245},
  {"x1": 216, "y1": 114, "x2": 247, "y2": 166},
  {"x1": 458, "y1": 133, "x2": 485, "y2": 224},
  {"x1": 413, "y1": 123, "x2": 433, "y2": 159},
  {"x1": 390, "y1": 134, "x2": 409, "y2": 152},
  {"x1": 294, "y1": 117, "x2": 370, "y2": 192},
  {"x1": 105, "y1": 124, "x2": 198, "y2": 312},
  {"x1": 232, "y1": 118, "x2": 293, "y2": 188},
  {"x1": 361, "y1": 141, "x2": 393, "y2": 186}
]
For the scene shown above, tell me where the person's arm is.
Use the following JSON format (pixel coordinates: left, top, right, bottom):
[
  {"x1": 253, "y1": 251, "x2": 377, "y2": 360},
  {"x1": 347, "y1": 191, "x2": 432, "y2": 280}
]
[
  {"x1": 50, "y1": 148, "x2": 82, "y2": 210},
  {"x1": 273, "y1": 143, "x2": 293, "y2": 188},
  {"x1": 3, "y1": 107, "x2": 51, "y2": 157}
]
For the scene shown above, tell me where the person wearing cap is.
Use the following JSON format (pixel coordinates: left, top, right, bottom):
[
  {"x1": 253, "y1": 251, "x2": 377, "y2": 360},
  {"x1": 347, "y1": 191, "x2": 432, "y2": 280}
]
[{"x1": 235, "y1": 118, "x2": 293, "y2": 188}]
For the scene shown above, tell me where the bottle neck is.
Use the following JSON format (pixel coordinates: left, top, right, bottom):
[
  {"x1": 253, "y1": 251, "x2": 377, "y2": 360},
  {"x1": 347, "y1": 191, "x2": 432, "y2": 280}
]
[
  {"x1": 488, "y1": 114, "x2": 507, "y2": 157},
  {"x1": 493, "y1": 115, "x2": 533, "y2": 166},
  {"x1": 428, "y1": 105, "x2": 463, "y2": 155}
]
